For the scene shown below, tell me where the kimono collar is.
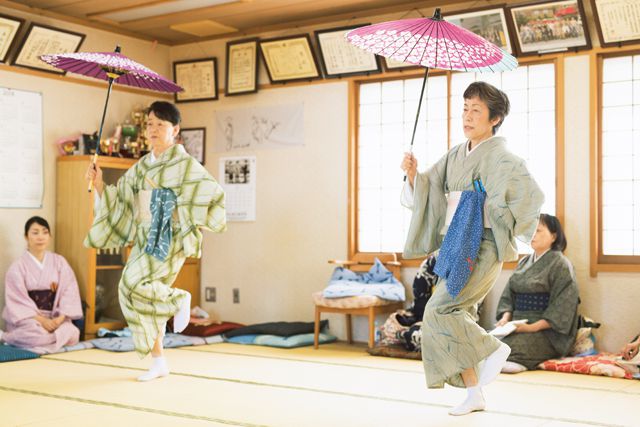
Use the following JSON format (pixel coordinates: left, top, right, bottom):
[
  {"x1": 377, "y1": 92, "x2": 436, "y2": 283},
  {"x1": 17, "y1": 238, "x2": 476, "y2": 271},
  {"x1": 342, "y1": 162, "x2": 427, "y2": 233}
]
[
  {"x1": 146, "y1": 143, "x2": 186, "y2": 165},
  {"x1": 464, "y1": 135, "x2": 506, "y2": 158},
  {"x1": 533, "y1": 248, "x2": 551, "y2": 263},
  {"x1": 26, "y1": 250, "x2": 48, "y2": 270}
]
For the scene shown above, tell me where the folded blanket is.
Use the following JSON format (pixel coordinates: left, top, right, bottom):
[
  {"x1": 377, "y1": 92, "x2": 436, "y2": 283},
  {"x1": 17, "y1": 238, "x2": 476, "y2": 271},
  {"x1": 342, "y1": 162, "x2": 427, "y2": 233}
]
[
  {"x1": 323, "y1": 258, "x2": 405, "y2": 301},
  {"x1": 224, "y1": 320, "x2": 328, "y2": 338}
]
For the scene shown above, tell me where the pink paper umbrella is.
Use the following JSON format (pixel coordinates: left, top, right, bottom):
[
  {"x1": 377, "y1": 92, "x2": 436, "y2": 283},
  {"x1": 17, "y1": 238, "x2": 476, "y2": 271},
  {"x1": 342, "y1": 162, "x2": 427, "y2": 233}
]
[
  {"x1": 40, "y1": 46, "x2": 183, "y2": 191},
  {"x1": 346, "y1": 8, "x2": 518, "y2": 178}
]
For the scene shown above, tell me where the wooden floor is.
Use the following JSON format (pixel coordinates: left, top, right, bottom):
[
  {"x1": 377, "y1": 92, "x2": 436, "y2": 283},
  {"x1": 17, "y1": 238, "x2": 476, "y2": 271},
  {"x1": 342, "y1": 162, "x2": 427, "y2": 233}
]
[{"x1": 0, "y1": 342, "x2": 637, "y2": 426}]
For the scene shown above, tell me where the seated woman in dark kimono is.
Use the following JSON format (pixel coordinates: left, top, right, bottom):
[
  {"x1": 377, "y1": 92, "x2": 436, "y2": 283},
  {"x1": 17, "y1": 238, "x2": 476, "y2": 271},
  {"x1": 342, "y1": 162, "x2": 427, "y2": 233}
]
[{"x1": 495, "y1": 214, "x2": 579, "y2": 373}]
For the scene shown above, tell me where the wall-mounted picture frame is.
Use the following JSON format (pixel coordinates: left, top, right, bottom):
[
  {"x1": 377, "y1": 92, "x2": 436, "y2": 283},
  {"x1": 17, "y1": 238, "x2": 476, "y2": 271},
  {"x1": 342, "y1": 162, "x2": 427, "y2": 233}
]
[
  {"x1": 225, "y1": 38, "x2": 259, "y2": 96},
  {"x1": 590, "y1": 0, "x2": 640, "y2": 47},
  {"x1": 179, "y1": 127, "x2": 206, "y2": 165},
  {"x1": 314, "y1": 25, "x2": 382, "y2": 78},
  {"x1": 445, "y1": 6, "x2": 514, "y2": 54},
  {"x1": 12, "y1": 23, "x2": 85, "y2": 74},
  {"x1": 382, "y1": 56, "x2": 421, "y2": 72},
  {"x1": 259, "y1": 34, "x2": 321, "y2": 84},
  {"x1": 174, "y1": 57, "x2": 218, "y2": 103},
  {"x1": 0, "y1": 13, "x2": 25, "y2": 63},
  {"x1": 507, "y1": 0, "x2": 591, "y2": 56}
]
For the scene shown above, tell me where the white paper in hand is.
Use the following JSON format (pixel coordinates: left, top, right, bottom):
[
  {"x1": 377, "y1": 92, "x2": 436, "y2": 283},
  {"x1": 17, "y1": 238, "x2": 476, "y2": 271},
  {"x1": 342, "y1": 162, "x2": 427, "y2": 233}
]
[{"x1": 489, "y1": 319, "x2": 528, "y2": 339}]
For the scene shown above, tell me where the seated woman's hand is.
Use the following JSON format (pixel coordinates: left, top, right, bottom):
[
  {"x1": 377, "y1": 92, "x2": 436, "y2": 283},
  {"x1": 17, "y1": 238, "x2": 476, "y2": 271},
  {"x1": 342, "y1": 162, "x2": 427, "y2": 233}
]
[
  {"x1": 621, "y1": 341, "x2": 640, "y2": 361},
  {"x1": 514, "y1": 323, "x2": 534, "y2": 333},
  {"x1": 495, "y1": 312, "x2": 512, "y2": 327},
  {"x1": 35, "y1": 315, "x2": 58, "y2": 333}
]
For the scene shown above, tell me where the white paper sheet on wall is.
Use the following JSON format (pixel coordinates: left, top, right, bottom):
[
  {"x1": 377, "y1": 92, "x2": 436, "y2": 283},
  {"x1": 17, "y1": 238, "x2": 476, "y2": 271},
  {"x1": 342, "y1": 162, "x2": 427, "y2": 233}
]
[
  {"x1": 0, "y1": 87, "x2": 43, "y2": 208},
  {"x1": 219, "y1": 156, "x2": 256, "y2": 222},
  {"x1": 214, "y1": 103, "x2": 304, "y2": 152}
]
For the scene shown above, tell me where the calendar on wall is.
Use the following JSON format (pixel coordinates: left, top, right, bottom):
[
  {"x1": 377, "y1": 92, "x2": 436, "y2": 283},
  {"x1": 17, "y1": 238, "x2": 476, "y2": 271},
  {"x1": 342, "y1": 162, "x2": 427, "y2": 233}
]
[
  {"x1": 0, "y1": 87, "x2": 43, "y2": 208},
  {"x1": 219, "y1": 156, "x2": 256, "y2": 221}
]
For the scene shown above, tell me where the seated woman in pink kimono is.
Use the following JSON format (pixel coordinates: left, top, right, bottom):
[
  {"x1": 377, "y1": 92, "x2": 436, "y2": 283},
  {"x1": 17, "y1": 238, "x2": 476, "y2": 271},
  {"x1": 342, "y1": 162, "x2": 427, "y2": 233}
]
[{"x1": 0, "y1": 216, "x2": 83, "y2": 354}]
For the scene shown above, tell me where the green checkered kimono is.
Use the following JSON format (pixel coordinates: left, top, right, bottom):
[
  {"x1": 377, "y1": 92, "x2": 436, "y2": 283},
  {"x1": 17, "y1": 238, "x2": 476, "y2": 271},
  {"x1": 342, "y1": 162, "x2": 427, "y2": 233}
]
[{"x1": 85, "y1": 144, "x2": 226, "y2": 356}]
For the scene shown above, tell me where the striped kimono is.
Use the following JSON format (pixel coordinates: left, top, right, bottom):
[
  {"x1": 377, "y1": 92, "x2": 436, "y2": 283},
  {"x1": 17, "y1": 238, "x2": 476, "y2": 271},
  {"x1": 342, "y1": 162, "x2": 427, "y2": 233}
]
[
  {"x1": 402, "y1": 136, "x2": 544, "y2": 388},
  {"x1": 85, "y1": 144, "x2": 226, "y2": 356}
]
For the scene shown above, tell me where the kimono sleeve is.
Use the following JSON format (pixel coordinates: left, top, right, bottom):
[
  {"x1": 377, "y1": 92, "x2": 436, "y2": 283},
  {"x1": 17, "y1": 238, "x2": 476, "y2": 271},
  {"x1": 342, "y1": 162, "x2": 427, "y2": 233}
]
[
  {"x1": 54, "y1": 256, "x2": 83, "y2": 320},
  {"x1": 84, "y1": 165, "x2": 138, "y2": 249},
  {"x1": 542, "y1": 258, "x2": 580, "y2": 335},
  {"x1": 3, "y1": 265, "x2": 39, "y2": 323},
  {"x1": 505, "y1": 159, "x2": 545, "y2": 243}
]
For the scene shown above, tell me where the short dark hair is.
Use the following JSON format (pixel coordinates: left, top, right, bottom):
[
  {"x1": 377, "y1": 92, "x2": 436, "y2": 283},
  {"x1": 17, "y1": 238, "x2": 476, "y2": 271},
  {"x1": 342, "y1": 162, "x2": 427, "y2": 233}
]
[
  {"x1": 463, "y1": 81, "x2": 510, "y2": 134},
  {"x1": 539, "y1": 213, "x2": 567, "y2": 252},
  {"x1": 25, "y1": 216, "x2": 50, "y2": 236},
  {"x1": 147, "y1": 101, "x2": 181, "y2": 126}
]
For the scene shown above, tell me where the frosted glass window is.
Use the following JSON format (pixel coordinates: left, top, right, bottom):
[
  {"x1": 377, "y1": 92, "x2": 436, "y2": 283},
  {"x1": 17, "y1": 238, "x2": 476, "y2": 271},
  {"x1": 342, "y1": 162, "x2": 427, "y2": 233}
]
[
  {"x1": 601, "y1": 54, "x2": 640, "y2": 256},
  {"x1": 357, "y1": 75, "x2": 448, "y2": 253}
]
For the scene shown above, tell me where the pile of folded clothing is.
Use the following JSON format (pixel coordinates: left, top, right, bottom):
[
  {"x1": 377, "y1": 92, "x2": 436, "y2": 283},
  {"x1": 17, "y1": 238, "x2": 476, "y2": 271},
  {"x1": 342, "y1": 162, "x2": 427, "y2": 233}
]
[{"x1": 223, "y1": 320, "x2": 336, "y2": 349}]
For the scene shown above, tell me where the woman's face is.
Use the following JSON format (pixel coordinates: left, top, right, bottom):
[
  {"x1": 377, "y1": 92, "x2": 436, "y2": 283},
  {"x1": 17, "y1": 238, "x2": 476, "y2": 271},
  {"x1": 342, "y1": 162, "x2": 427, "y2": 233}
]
[
  {"x1": 145, "y1": 112, "x2": 179, "y2": 151},
  {"x1": 462, "y1": 96, "x2": 500, "y2": 142},
  {"x1": 531, "y1": 221, "x2": 555, "y2": 253},
  {"x1": 25, "y1": 223, "x2": 50, "y2": 252}
]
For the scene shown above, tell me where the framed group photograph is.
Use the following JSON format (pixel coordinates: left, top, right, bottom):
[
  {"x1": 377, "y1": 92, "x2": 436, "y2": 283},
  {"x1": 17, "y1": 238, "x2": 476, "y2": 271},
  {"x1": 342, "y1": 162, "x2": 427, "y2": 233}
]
[
  {"x1": 591, "y1": 0, "x2": 640, "y2": 47},
  {"x1": 225, "y1": 38, "x2": 259, "y2": 96},
  {"x1": 174, "y1": 57, "x2": 218, "y2": 103},
  {"x1": 445, "y1": 6, "x2": 514, "y2": 54},
  {"x1": 314, "y1": 25, "x2": 381, "y2": 78},
  {"x1": 0, "y1": 13, "x2": 25, "y2": 63},
  {"x1": 507, "y1": 0, "x2": 591, "y2": 55},
  {"x1": 259, "y1": 35, "x2": 321, "y2": 84},
  {"x1": 179, "y1": 127, "x2": 206, "y2": 165},
  {"x1": 12, "y1": 23, "x2": 85, "y2": 74}
]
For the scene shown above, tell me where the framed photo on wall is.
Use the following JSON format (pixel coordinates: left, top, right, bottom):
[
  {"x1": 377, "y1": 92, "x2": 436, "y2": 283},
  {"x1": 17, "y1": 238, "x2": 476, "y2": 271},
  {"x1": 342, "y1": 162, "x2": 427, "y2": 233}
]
[
  {"x1": 179, "y1": 127, "x2": 206, "y2": 165},
  {"x1": 225, "y1": 38, "x2": 259, "y2": 96},
  {"x1": 507, "y1": 0, "x2": 591, "y2": 55},
  {"x1": 259, "y1": 35, "x2": 321, "y2": 84},
  {"x1": 0, "y1": 13, "x2": 25, "y2": 63},
  {"x1": 314, "y1": 25, "x2": 381, "y2": 78},
  {"x1": 12, "y1": 23, "x2": 85, "y2": 74},
  {"x1": 591, "y1": 0, "x2": 640, "y2": 47},
  {"x1": 174, "y1": 57, "x2": 218, "y2": 103},
  {"x1": 445, "y1": 6, "x2": 514, "y2": 54}
]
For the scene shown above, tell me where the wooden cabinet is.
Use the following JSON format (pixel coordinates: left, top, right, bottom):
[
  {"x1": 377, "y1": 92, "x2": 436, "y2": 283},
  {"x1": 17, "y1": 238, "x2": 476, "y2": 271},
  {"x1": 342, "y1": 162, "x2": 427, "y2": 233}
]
[{"x1": 55, "y1": 155, "x2": 200, "y2": 336}]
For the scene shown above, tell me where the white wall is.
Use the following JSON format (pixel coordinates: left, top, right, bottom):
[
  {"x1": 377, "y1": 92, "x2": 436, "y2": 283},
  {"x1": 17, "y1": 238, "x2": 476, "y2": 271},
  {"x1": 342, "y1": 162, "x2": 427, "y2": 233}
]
[{"x1": 0, "y1": 5, "x2": 169, "y2": 328}]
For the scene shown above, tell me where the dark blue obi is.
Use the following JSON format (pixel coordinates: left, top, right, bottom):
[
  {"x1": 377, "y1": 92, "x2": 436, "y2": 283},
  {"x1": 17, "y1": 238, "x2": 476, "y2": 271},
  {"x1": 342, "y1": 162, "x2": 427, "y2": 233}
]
[
  {"x1": 514, "y1": 292, "x2": 550, "y2": 311},
  {"x1": 28, "y1": 290, "x2": 56, "y2": 311}
]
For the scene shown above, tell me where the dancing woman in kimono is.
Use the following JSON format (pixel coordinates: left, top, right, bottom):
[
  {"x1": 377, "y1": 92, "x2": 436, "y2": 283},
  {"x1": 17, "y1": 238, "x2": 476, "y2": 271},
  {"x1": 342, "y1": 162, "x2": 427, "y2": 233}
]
[
  {"x1": 401, "y1": 82, "x2": 544, "y2": 415},
  {"x1": 496, "y1": 214, "x2": 580, "y2": 373},
  {"x1": 1, "y1": 216, "x2": 83, "y2": 354},
  {"x1": 85, "y1": 101, "x2": 226, "y2": 381}
]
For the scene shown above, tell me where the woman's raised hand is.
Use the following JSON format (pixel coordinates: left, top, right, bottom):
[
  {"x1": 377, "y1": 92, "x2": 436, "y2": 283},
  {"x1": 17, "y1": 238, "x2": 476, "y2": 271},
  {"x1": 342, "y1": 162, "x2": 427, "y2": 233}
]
[
  {"x1": 401, "y1": 152, "x2": 417, "y2": 187},
  {"x1": 85, "y1": 162, "x2": 104, "y2": 195}
]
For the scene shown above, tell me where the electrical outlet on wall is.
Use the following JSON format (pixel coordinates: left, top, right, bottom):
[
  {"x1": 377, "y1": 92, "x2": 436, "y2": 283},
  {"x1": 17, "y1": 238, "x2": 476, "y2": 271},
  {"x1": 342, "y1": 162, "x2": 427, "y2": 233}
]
[
  {"x1": 233, "y1": 288, "x2": 240, "y2": 304},
  {"x1": 205, "y1": 287, "x2": 216, "y2": 302}
]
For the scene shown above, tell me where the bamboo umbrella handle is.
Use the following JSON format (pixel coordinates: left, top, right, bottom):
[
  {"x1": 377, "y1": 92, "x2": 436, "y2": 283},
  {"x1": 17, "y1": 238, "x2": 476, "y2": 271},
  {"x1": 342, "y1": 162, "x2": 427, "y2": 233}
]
[{"x1": 88, "y1": 152, "x2": 98, "y2": 192}]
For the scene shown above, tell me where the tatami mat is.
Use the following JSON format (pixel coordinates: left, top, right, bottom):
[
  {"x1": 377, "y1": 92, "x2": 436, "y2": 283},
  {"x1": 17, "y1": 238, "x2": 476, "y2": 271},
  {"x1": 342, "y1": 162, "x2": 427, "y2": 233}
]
[{"x1": 0, "y1": 343, "x2": 635, "y2": 426}]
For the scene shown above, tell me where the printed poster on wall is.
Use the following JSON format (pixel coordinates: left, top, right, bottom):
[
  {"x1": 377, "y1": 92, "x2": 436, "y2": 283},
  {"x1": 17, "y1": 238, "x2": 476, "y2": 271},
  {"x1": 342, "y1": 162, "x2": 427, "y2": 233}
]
[
  {"x1": 214, "y1": 103, "x2": 304, "y2": 152},
  {"x1": 219, "y1": 156, "x2": 256, "y2": 222}
]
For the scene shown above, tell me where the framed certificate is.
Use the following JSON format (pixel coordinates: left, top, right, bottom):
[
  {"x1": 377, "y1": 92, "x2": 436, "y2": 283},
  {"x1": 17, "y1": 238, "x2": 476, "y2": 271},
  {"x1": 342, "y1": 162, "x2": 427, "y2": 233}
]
[
  {"x1": 445, "y1": 6, "x2": 514, "y2": 54},
  {"x1": 383, "y1": 57, "x2": 421, "y2": 72},
  {"x1": 314, "y1": 25, "x2": 381, "y2": 78},
  {"x1": 225, "y1": 38, "x2": 259, "y2": 96},
  {"x1": 591, "y1": 0, "x2": 640, "y2": 47},
  {"x1": 173, "y1": 57, "x2": 218, "y2": 103},
  {"x1": 0, "y1": 13, "x2": 24, "y2": 63},
  {"x1": 507, "y1": 0, "x2": 591, "y2": 55},
  {"x1": 12, "y1": 23, "x2": 85, "y2": 74},
  {"x1": 259, "y1": 35, "x2": 321, "y2": 84},
  {"x1": 178, "y1": 127, "x2": 206, "y2": 165}
]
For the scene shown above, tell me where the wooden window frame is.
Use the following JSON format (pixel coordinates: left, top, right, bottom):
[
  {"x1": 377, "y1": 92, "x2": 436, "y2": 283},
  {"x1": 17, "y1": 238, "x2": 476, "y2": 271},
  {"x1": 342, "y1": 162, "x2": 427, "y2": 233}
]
[
  {"x1": 349, "y1": 57, "x2": 565, "y2": 268},
  {"x1": 591, "y1": 47, "x2": 640, "y2": 276}
]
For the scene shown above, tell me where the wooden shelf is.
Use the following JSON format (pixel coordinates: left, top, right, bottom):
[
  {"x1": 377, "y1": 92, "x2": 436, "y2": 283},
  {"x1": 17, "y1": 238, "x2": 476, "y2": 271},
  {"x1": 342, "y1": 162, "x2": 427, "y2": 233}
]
[{"x1": 96, "y1": 265, "x2": 124, "y2": 270}]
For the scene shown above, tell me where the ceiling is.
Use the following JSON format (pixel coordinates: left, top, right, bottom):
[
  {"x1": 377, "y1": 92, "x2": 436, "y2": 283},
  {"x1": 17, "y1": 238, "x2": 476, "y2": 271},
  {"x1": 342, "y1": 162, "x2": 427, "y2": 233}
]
[{"x1": 3, "y1": 0, "x2": 470, "y2": 45}]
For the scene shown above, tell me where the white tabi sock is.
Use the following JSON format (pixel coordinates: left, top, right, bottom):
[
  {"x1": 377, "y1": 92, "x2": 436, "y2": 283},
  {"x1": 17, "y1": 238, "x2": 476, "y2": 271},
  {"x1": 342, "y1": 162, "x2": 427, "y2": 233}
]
[
  {"x1": 501, "y1": 361, "x2": 528, "y2": 374},
  {"x1": 479, "y1": 342, "x2": 511, "y2": 386},
  {"x1": 448, "y1": 385, "x2": 485, "y2": 416},
  {"x1": 173, "y1": 292, "x2": 191, "y2": 333},
  {"x1": 137, "y1": 356, "x2": 169, "y2": 382}
]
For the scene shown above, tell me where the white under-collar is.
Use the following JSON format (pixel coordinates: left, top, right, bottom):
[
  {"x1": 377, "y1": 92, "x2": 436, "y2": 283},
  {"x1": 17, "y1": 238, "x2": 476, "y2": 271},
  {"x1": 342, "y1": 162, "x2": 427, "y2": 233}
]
[
  {"x1": 27, "y1": 251, "x2": 46, "y2": 270},
  {"x1": 466, "y1": 136, "x2": 495, "y2": 157},
  {"x1": 532, "y1": 249, "x2": 550, "y2": 263}
]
